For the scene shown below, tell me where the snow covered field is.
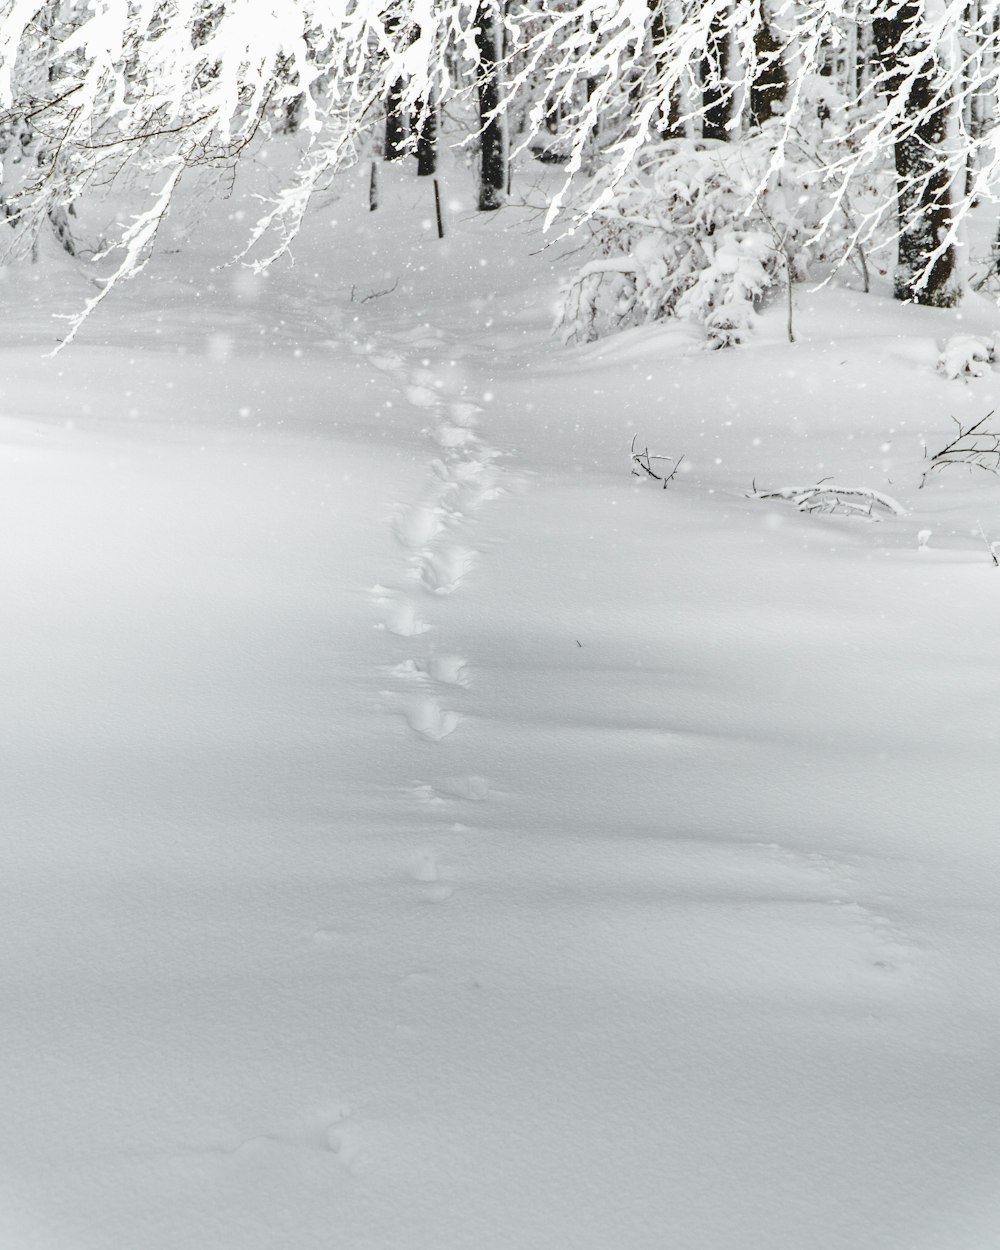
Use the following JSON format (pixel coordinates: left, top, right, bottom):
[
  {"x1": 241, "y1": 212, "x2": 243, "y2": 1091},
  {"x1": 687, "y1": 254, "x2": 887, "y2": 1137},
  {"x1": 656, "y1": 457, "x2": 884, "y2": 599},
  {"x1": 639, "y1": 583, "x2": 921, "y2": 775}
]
[{"x1": 3, "y1": 156, "x2": 1000, "y2": 1249}]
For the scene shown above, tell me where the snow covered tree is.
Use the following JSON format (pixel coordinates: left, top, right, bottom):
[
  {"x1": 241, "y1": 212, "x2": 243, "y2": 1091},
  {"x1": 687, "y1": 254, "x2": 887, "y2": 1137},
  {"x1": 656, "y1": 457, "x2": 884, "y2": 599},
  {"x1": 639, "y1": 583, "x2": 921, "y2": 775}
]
[
  {"x1": 383, "y1": 12, "x2": 412, "y2": 161},
  {"x1": 1, "y1": 0, "x2": 1000, "y2": 341},
  {"x1": 474, "y1": 0, "x2": 508, "y2": 209},
  {"x1": 873, "y1": 0, "x2": 963, "y2": 306},
  {"x1": 415, "y1": 90, "x2": 439, "y2": 176}
]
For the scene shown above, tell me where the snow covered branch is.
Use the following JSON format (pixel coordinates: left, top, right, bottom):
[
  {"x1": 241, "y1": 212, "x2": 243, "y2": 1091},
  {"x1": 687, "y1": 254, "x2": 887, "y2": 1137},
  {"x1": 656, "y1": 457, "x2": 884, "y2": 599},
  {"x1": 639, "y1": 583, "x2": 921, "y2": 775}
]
[
  {"x1": 749, "y1": 483, "x2": 907, "y2": 520},
  {"x1": 1, "y1": 0, "x2": 999, "y2": 340},
  {"x1": 920, "y1": 411, "x2": 1000, "y2": 488}
]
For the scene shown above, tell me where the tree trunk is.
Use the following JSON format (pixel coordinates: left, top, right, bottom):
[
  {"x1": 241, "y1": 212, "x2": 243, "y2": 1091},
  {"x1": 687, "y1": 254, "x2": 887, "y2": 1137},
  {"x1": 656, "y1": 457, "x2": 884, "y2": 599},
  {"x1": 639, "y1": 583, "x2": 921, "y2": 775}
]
[
  {"x1": 475, "y1": 0, "x2": 507, "y2": 211},
  {"x1": 415, "y1": 94, "x2": 438, "y2": 177},
  {"x1": 701, "y1": 4, "x2": 732, "y2": 140},
  {"x1": 384, "y1": 79, "x2": 408, "y2": 160},
  {"x1": 750, "y1": 15, "x2": 788, "y2": 126},
  {"x1": 874, "y1": 1, "x2": 962, "y2": 306},
  {"x1": 384, "y1": 14, "x2": 409, "y2": 160},
  {"x1": 649, "y1": 0, "x2": 683, "y2": 138}
]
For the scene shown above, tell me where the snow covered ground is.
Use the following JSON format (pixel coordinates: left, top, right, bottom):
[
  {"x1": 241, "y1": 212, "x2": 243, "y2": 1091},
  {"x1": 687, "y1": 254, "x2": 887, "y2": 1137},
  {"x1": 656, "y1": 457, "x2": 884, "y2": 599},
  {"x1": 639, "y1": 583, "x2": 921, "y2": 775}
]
[{"x1": 3, "y1": 153, "x2": 1000, "y2": 1249}]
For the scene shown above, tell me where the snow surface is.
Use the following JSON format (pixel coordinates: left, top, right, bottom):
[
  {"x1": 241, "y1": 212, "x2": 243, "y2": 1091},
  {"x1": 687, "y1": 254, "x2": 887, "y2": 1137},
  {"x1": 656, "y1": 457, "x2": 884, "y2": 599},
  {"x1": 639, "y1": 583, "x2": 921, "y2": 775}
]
[{"x1": 3, "y1": 153, "x2": 1000, "y2": 1249}]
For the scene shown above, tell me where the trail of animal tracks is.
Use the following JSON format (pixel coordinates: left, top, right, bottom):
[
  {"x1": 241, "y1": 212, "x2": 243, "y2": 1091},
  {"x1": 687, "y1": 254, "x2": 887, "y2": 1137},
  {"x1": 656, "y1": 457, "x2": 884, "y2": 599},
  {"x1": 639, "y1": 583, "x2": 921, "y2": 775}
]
[{"x1": 2, "y1": 158, "x2": 1000, "y2": 1249}]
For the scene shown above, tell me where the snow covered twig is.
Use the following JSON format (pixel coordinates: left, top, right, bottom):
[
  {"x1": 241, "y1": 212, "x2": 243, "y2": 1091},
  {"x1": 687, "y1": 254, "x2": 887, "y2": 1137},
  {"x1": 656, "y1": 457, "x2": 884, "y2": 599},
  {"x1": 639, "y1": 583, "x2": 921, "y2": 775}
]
[
  {"x1": 48, "y1": 158, "x2": 185, "y2": 354},
  {"x1": 631, "y1": 435, "x2": 684, "y2": 489},
  {"x1": 749, "y1": 482, "x2": 907, "y2": 520},
  {"x1": 920, "y1": 411, "x2": 1000, "y2": 488},
  {"x1": 977, "y1": 520, "x2": 999, "y2": 566}
]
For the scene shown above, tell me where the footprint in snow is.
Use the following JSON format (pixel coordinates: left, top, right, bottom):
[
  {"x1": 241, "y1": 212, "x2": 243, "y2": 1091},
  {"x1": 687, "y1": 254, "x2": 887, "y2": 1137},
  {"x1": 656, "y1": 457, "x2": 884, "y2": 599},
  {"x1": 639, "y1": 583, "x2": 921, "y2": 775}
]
[
  {"x1": 239, "y1": 1104, "x2": 368, "y2": 1173},
  {"x1": 386, "y1": 657, "x2": 426, "y2": 682},
  {"x1": 409, "y1": 847, "x2": 440, "y2": 882},
  {"x1": 431, "y1": 456, "x2": 502, "y2": 508},
  {"x1": 753, "y1": 840, "x2": 921, "y2": 979},
  {"x1": 393, "y1": 501, "x2": 447, "y2": 549},
  {"x1": 411, "y1": 776, "x2": 489, "y2": 803},
  {"x1": 448, "y1": 400, "x2": 484, "y2": 427},
  {"x1": 411, "y1": 782, "x2": 445, "y2": 804},
  {"x1": 425, "y1": 654, "x2": 470, "y2": 687},
  {"x1": 369, "y1": 351, "x2": 405, "y2": 373},
  {"x1": 407, "y1": 849, "x2": 454, "y2": 901},
  {"x1": 383, "y1": 654, "x2": 469, "y2": 688},
  {"x1": 405, "y1": 384, "x2": 440, "y2": 409},
  {"x1": 370, "y1": 589, "x2": 429, "y2": 638},
  {"x1": 433, "y1": 422, "x2": 477, "y2": 450},
  {"x1": 403, "y1": 695, "x2": 459, "y2": 741},
  {"x1": 416, "y1": 545, "x2": 477, "y2": 595},
  {"x1": 828, "y1": 899, "x2": 920, "y2": 977},
  {"x1": 432, "y1": 775, "x2": 491, "y2": 801}
]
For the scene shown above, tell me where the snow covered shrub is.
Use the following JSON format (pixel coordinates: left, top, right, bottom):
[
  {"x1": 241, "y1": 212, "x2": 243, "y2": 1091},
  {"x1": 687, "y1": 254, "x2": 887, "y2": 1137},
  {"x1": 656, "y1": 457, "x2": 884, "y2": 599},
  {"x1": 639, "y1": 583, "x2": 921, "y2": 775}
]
[
  {"x1": 676, "y1": 228, "x2": 781, "y2": 348},
  {"x1": 558, "y1": 134, "x2": 810, "y2": 348},
  {"x1": 937, "y1": 334, "x2": 1000, "y2": 381},
  {"x1": 557, "y1": 94, "x2": 882, "y2": 349}
]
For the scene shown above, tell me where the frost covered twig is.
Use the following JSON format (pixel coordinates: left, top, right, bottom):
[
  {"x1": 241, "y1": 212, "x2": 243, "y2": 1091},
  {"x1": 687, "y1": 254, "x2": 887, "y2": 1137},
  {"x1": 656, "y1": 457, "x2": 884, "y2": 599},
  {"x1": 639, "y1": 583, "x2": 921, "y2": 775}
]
[
  {"x1": 977, "y1": 520, "x2": 999, "y2": 567},
  {"x1": 920, "y1": 411, "x2": 1000, "y2": 488},
  {"x1": 630, "y1": 435, "x2": 683, "y2": 489},
  {"x1": 351, "y1": 278, "x2": 399, "y2": 304}
]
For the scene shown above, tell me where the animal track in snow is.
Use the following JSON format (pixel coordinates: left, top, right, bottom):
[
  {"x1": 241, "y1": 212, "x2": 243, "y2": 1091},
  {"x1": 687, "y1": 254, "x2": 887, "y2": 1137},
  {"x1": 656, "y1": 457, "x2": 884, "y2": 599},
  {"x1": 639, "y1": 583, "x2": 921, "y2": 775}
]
[
  {"x1": 384, "y1": 600, "x2": 429, "y2": 637},
  {"x1": 433, "y1": 455, "x2": 498, "y2": 484},
  {"x1": 369, "y1": 331, "x2": 508, "y2": 902},
  {"x1": 432, "y1": 775, "x2": 491, "y2": 801},
  {"x1": 407, "y1": 849, "x2": 455, "y2": 901},
  {"x1": 753, "y1": 840, "x2": 921, "y2": 978},
  {"x1": 385, "y1": 657, "x2": 426, "y2": 682},
  {"x1": 415, "y1": 545, "x2": 477, "y2": 595},
  {"x1": 411, "y1": 776, "x2": 490, "y2": 803},
  {"x1": 430, "y1": 456, "x2": 503, "y2": 509},
  {"x1": 448, "y1": 400, "x2": 484, "y2": 427},
  {"x1": 371, "y1": 587, "x2": 430, "y2": 637},
  {"x1": 828, "y1": 899, "x2": 919, "y2": 976},
  {"x1": 425, "y1": 654, "x2": 470, "y2": 687},
  {"x1": 405, "y1": 384, "x2": 440, "y2": 409},
  {"x1": 432, "y1": 423, "x2": 478, "y2": 450},
  {"x1": 385, "y1": 653, "x2": 469, "y2": 688},
  {"x1": 392, "y1": 501, "x2": 448, "y2": 549},
  {"x1": 402, "y1": 695, "x2": 459, "y2": 741},
  {"x1": 409, "y1": 847, "x2": 440, "y2": 882},
  {"x1": 235, "y1": 1104, "x2": 369, "y2": 1173},
  {"x1": 371, "y1": 595, "x2": 427, "y2": 637},
  {"x1": 411, "y1": 782, "x2": 444, "y2": 804},
  {"x1": 327, "y1": 1125, "x2": 364, "y2": 1171}
]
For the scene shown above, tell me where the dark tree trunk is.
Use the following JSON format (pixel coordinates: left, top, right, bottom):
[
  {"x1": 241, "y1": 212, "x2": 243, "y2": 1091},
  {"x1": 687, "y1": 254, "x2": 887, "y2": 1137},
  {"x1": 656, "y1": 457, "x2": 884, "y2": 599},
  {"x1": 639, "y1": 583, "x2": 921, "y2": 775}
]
[
  {"x1": 384, "y1": 13, "x2": 409, "y2": 160},
  {"x1": 384, "y1": 78, "x2": 408, "y2": 160},
  {"x1": 415, "y1": 94, "x2": 438, "y2": 176},
  {"x1": 874, "y1": 1, "x2": 961, "y2": 306},
  {"x1": 648, "y1": 0, "x2": 682, "y2": 138},
  {"x1": 701, "y1": 5, "x2": 732, "y2": 140},
  {"x1": 475, "y1": 0, "x2": 507, "y2": 210},
  {"x1": 750, "y1": 17, "x2": 788, "y2": 126},
  {"x1": 586, "y1": 13, "x2": 599, "y2": 105}
]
